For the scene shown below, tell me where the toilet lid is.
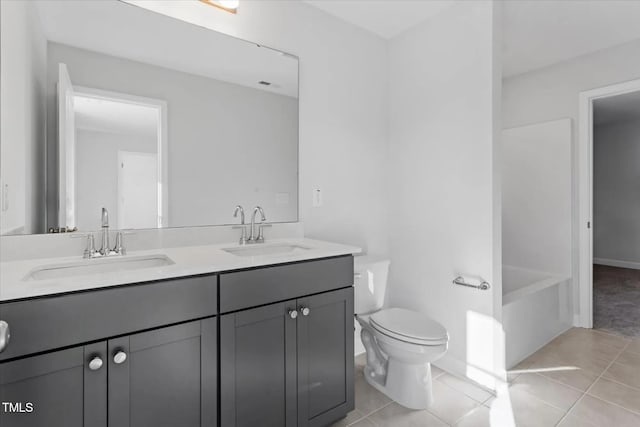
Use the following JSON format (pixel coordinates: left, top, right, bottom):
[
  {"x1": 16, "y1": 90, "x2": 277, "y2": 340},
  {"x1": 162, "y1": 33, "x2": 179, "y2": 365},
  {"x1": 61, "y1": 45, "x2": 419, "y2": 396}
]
[{"x1": 370, "y1": 308, "x2": 448, "y2": 344}]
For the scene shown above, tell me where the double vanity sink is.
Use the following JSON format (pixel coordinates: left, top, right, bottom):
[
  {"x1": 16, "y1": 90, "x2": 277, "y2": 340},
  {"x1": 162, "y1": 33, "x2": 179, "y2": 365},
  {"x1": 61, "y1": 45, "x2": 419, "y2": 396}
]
[
  {"x1": 0, "y1": 238, "x2": 359, "y2": 427},
  {"x1": 23, "y1": 243, "x2": 311, "y2": 281}
]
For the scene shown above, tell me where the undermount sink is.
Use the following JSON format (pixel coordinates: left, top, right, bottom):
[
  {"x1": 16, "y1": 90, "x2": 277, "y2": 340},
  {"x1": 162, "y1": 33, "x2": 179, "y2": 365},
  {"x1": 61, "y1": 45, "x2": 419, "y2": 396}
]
[
  {"x1": 223, "y1": 243, "x2": 310, "y2": 257},
  {"x1": 25, "y1": 254, "x2": 175, "y2": 281}
]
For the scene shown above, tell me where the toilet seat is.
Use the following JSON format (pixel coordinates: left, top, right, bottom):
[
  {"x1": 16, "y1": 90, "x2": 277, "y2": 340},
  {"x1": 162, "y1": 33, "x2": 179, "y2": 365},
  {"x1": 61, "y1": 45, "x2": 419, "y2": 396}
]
[{"x1": 370, "y1": 308, "x2": 448, "y2": 346}]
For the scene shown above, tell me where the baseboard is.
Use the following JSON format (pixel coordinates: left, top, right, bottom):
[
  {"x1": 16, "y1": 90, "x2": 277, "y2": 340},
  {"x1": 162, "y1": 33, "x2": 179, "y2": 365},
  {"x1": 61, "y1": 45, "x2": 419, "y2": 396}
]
[{"x1": 594, "y1": 258, "x2": 640, "y2": 271}]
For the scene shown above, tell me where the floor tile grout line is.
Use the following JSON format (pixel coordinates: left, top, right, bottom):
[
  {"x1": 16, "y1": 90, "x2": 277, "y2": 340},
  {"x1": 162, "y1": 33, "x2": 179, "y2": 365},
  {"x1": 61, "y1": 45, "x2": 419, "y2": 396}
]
[
  {"x1": 434, "y1": 375, "x2": 493, "y2": 405},
  {"x1": 594, "y1": 374, "x2": 640, "y2": 394},
  {"x1": 509, "y1": 380, "x2": 576, "y2": 414},
  {"x1": 448, "y1": 401, "x2": 485, "y2": 427},
  {"x1": 515, "y1": 370, "x2": 588, "y2": 395},
  {"x1": 554, "y1": 339, "x2": 631, "y2": 426},
  {"x1": 354, "y1": 401, "x2": 393, "y2": 426},
  {"x1": 433, "y1": 376, "x2": 493, "y2": 406},
  {"x1": 584, "y1": 391, "x2": 640, "y2": 418}
]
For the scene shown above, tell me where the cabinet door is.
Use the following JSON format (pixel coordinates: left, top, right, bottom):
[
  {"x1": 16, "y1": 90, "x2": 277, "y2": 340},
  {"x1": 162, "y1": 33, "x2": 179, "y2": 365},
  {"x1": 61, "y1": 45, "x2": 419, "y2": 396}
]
[
  {"x1": 0, "y1": 342, "x2": 107, "y2": 427},
  {"x1": 108, "y1": 318, "x2": 217, "y2": 427},
  {"x1": 220, "y1": 301, "x2": 297, "y2": 427},
  {"x1": 297, "y1": 288, "x2": 355, "y2": 427}
]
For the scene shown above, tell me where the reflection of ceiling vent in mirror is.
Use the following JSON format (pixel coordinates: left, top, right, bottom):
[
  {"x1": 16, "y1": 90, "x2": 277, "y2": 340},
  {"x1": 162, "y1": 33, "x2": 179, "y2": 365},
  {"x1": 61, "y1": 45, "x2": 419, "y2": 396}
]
[{"x1": 200, "y1": 0, "x2": 239, "y2": 14}]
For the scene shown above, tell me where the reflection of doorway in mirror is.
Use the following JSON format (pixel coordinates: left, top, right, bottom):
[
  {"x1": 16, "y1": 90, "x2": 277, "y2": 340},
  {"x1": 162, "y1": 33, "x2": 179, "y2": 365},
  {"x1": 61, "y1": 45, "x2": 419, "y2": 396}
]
[
  {"x1": 68, "y1": 83, "x2": 168, "y2": 231},
  {"x1": 117, "y1": 151, "x2": 158, "y2": 229}
]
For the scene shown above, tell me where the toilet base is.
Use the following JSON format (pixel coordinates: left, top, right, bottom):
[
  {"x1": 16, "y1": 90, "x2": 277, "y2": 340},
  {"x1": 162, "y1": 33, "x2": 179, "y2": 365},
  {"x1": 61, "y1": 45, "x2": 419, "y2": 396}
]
[{"x1": 363, "y1": 361, "x2": 434, "y2": 410}]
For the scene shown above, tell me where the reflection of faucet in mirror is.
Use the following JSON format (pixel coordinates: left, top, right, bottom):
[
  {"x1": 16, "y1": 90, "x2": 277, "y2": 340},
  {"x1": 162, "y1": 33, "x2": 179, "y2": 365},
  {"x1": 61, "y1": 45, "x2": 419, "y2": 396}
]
[
  {"x1": 82, "y1": 208, "x2": 127, "y2": 259},
  {"x1": 248, "y1": 206, "x2": 266, "y2": 244},
  {"x1": 100, "y1": 207, "x2": 110, "y2": 256},
  {"x1": 233, "y1": 205, "x2": 247, "y2": 245}
]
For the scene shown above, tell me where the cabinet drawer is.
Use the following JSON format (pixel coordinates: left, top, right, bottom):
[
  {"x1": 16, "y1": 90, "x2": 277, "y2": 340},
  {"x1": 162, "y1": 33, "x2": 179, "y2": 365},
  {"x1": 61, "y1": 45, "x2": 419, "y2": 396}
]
[
  {"x1": 219, "y1": 256, "x2": 353, "y2": 313},
  {"x1": 0, "y1": 275, "x2": 217, "y2": 361}
]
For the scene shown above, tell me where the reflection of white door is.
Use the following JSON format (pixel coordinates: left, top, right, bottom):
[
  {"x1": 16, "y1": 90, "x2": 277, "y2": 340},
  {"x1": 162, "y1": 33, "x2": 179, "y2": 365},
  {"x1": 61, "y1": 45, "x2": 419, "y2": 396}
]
[
  {"x1": 117, "y1": 151, "x2": 158, "y2": 229},
  {"x1": 58, "y1": 63, "x2": 76, "y2": 228}
]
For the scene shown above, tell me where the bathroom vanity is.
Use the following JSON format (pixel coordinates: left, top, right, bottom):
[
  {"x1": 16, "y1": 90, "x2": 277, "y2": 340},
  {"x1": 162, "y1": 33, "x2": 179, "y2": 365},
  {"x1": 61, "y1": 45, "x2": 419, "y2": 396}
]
[
  {"x1": 0, "y1": 1, "x2": 356, "y2": 425},
  {"x1": 0, "y1": 244, "x2": 356, "y2": 427}
]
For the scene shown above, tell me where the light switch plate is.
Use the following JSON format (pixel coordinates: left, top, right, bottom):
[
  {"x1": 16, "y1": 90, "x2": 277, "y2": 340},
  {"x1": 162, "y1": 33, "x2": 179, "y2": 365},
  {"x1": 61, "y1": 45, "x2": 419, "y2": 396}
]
[{"x1": 312, "y1": 188, "x2": 323, "y2": 207}]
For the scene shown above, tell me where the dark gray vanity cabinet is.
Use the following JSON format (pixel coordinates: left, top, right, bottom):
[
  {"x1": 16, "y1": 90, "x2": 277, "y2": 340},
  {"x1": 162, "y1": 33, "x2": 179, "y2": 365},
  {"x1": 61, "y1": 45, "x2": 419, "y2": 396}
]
[
  {"x1": 0, "y1": 318, "x2": 217, "y2": 427},
  {"x1": 108, "y1": 318, "x2": 217, "y2": 427},
  {"x1": 220, "y1": 286, "x2": 354, "y2": 427},
  {"x1": 220, "y1": 301, "x2": 298, "y2": 427},
  {"x1": 0, "y1": 274, "x2": 218, "y2": 427},
  {"x1": 0, "y1": 342, "x2": 106, "y2": 427},
  {"x1": 297, "y1": 287, "x2": 354, "y2": 427},
  {"x1": 0, "y1": 255, "x2": 354, "y2": 427}
]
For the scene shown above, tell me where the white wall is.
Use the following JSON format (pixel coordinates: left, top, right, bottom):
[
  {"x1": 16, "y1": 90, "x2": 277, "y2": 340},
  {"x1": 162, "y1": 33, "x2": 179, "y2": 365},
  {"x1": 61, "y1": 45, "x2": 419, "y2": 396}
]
[
  {"x1": 593, "y1": 120, "x2": 640, "y2": 268},
  {"x1": 502, "y1": 119, "x2": 572, "y2": 276},
  {"x1": 0, "y1": 1, "x2": 47, "y2": 234},
  {"x1": 75, "y1": 129, "x2": 157, "y2": 230},
  {"x1": 125, "y1": 0, "x2": 390, "y2": 257},
  {"x1": 47, "y1": 42, "x2": 298, "y2": 229},
  {"x1": 388, "y1": 1, "x2": 503, "y2": 382},
  {"x1": 502, "y1": 38, "x2": 640, "y2": 318}
]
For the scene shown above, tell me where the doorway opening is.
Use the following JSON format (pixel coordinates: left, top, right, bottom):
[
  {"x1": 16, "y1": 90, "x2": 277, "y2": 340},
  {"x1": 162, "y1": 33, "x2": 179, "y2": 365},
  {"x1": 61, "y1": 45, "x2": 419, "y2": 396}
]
[
  {"x1": 57, "y1": 62, "x2": 168, "y2": 230},
  {"x1": 578, "y1": 78, "x2": 640, "y2": 336}
]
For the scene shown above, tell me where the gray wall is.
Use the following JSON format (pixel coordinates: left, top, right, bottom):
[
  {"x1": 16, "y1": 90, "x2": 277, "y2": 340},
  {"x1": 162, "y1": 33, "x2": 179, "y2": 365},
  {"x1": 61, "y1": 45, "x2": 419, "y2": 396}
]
[
  {"x1": 0, "y1": 1, "x2": 47, "y2": 234},
  {"x1": 75, "y1": 129, "x2": 157, "y2": 231},
  {"x1": 47, "y1": 42, "x2": 298, "y2": 230},
  {"x1": 594, "y1": 119, "x2": 640, "y2": 267}
]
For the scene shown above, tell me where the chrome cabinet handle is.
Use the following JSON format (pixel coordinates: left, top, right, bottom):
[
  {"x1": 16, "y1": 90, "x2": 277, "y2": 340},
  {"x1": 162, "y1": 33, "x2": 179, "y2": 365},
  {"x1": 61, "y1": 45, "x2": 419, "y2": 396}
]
[
  {"x1": 113, "y1": 351, "x2": 127, "y2": 365},
  {"x1": 288, "y1": 309, "x2": 298, "y2": 319},
  {"x1": 300, "y1": 307, "x2": 310, "y2": 316},
  {"x1": 88, "y1": 357, "x2": 103, "y2": 371},
  {"x1": 0, "y1": 321, "x2": 10, "y2": 353}
]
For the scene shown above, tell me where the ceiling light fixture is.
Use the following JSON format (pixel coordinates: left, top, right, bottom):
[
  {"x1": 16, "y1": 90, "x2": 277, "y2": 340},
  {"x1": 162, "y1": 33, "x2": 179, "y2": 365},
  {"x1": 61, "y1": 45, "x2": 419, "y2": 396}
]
[{"x1": 200, "y1": 0, "x2": 239, "y2": 14}]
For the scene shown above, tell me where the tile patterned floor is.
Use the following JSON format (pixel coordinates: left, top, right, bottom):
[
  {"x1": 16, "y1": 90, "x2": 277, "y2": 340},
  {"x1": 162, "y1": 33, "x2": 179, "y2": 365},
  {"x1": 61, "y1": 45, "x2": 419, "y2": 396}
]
[{"x1": 335, "y1": 328, "x2": 640, "y2": 426}]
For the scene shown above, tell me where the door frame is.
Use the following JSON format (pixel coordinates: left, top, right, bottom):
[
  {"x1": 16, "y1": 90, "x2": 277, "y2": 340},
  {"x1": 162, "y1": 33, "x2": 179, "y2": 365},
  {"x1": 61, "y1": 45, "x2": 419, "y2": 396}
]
[
  {"x1": 73, "y1": 86, "x2": 169, "y2": 228},
  {"x1": 577, "y1": 78, "x2": 640, "y2": 328}
]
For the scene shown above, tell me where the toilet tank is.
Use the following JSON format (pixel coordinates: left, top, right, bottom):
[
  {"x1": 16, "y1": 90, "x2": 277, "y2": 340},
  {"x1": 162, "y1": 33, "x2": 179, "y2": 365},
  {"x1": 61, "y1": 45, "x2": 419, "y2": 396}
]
[{"x1": 354, "y1": 256, "x2": 390, "y2": 314}]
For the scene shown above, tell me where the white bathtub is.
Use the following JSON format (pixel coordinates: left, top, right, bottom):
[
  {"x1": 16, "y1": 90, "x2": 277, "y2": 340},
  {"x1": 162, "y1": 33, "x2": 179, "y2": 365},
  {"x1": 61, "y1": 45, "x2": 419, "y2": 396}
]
[{"x1": 502, "y1": 265, "x2": 572, "y2": 368}]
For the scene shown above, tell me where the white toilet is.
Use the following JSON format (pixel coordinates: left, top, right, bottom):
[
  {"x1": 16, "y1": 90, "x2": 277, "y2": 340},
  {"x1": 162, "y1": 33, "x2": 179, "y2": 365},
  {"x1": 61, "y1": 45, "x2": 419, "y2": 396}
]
[{"x1": 354, "y1": 256, "x2": 449, "y2": 410}]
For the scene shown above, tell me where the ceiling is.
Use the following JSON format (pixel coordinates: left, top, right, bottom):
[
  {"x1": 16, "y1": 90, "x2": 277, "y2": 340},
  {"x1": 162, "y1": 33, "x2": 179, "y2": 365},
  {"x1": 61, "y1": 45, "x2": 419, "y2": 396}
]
[
  {"x1": 74, "y1": 95, "x2": 159, "y2": 137},
  {"x1": 35, "y1": 1, "x2": 298, "y2": 98},
  {"x1": 304, "y1": 1, "x2": 452, "y2": 39},
  {"x1": 503, "y1": 0, "x2": 640, "y2": 77},
  {"x1": 593, "y1": 91, "x2": 640, "y2": 126},
  {"x1": 304, "y1": 0, "x2": 640, "y2": 78}
]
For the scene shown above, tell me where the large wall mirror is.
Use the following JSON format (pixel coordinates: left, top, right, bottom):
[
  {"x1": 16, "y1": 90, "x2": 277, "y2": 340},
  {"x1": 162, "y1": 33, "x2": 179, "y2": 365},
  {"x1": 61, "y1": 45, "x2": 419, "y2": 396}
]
[{"x1": 0, "y1": 0, "x2": 299, "y2": 235}]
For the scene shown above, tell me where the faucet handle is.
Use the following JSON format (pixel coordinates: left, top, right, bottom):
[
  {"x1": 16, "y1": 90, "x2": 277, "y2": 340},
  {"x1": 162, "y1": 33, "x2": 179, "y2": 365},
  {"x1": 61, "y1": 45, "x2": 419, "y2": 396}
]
[
  {"x1": 113, "y1": 232, "x2": 126, "y2": 255},
  {"x1": 83, "y1": 234, "x2": 96, "y2": 259},
  {"x1": 257, "y1": 224, "x2": 271, "y2": 243},
  {"x1": 232, "y1": 225, "x2": 248, "y2": 245},
  {"x1": 101, "y1": 207, "x2": 109, "y2": 228}
]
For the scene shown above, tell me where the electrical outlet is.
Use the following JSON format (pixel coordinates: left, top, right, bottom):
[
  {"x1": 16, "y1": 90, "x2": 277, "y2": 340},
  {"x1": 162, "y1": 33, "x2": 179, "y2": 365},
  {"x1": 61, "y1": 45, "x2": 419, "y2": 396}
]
[{"x1": 312, "y1": 188, "x2": 323, "y2": 207}]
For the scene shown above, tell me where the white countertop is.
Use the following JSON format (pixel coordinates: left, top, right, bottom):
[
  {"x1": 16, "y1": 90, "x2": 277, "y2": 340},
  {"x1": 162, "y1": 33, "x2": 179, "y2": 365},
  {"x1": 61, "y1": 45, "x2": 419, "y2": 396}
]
[{"x1": 0, "y1": 238, "x2": 361, "y2": 302}]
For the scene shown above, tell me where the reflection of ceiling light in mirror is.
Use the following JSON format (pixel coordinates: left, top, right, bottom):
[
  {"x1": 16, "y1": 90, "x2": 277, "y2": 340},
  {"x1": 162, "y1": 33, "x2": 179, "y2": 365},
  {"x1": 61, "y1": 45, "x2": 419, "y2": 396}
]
[{"x1": 200, "y1": 0, "x2": 239, "y2": 14}]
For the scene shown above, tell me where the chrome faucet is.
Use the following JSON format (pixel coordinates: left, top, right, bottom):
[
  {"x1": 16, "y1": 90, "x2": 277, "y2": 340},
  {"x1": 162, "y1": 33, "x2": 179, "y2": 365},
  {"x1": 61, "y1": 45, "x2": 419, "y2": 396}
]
[
  {"x1": 233, "y1": 205, "x2": 248, "y2": 245},
  {"x1": 248, "y1": 206, "x2": 266, "y2": 244},
  {"x1": 81, "y1": 208, "x2": 127, "y2": 259},
  {"x1": 100, "y1": 207, "x2": 110, "y2": 256}
]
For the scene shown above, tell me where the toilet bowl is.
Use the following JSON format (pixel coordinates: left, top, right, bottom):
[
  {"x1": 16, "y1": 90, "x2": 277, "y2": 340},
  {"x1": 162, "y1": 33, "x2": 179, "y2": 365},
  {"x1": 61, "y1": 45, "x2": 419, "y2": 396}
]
[{"x1": 354, "y1": 257, "x2": 449, "y2": 410}]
